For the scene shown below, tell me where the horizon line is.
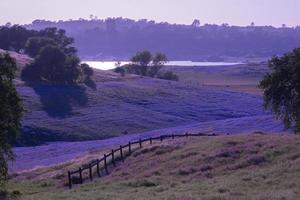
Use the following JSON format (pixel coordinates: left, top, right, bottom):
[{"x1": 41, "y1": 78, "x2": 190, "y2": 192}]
[{"x1": 2, "y1": 17, "x2": 299, "y2": 29}]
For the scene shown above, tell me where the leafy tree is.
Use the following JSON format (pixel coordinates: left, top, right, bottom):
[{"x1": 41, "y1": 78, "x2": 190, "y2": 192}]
[
  {"x1": 131, "y1": 50, "x2": 152, "y2": 66},
  {"x1": 114, "y1": 66, "x2": 125, "y2": 76},
  {"x1": 22, "y1": 45, "x2": 82, "y2": 85},
  {"x1": 22, "y1": 44, "x2": 94, "y2": 86},
  {"x1": 259, "y1": 48, "x2": 300, "y2": 132},
  {"x1": 37, "y1": 27, "x2": 77, "y2": 56},
  {"x1": 191, "y1": 19, "x2": 201, "y2": 27},
  {"x1": 80, "y1": 63, "x2": 94, "y2": 78},
  {"x1": 146, "y1": 52, "x2": 169, "y2": 77},
  {"x1": 0, "y1": 25, "x2": 77, "y2": 58},
  {"x1": 116, "y1": 51, "x2": 178, "y2": 81},
  {"x1": 24, "y1": 28, "x2": 77, "y2": 58},
  {"x1": 0, "y1": 54, "x2": 23, "y2": 185},
  {"x1": 147, "y1": 65, "x2": 162, "y2": 78},
  {"x1": 152, "y1": 53, "x2": 168, "y2": 66},
  {"x1": 158, "y1": 71, "x2": 179, "y2": 81},
  {"x1": 25, "y1": 37, "x2": 57, "y2": 57},
  {"x1": 21, "y1": 27, "x2": 94, "y2": 86},
  {"x1": 122, "y1": 64, "x2": 147, "y2": 76},
  {"x1": 0, "y1": 25, "x2": 35, "y2": 52}
]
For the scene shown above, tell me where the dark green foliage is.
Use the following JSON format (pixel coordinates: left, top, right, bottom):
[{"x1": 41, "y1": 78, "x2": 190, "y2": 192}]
[
  {"x1": 259, "y1": 48, "x2": 300, "y2": 132},
  {"x1": 0, "y1": 54, "x2": 23, "y2": 185},
  {"x1": 22, "y1": 45, "x2": 81, "y2": 85},
  {"x1": 21, "y1": 28, "x2": 94, "y2": 86},
  {"x1": 25, "y1": 37, "x2": 56, "y2": 57},
  {"x1": 0, "y1": 25, "x2": 35, "y2": 52},
  {"x1": 153, "y1": 53, "x2": 168, "y2": 66},
  {"x1": 80, "y1": 63, "x2": 94, "y2": 78},
  {"x1": 130, "y1": 50, "x2": 152, "y2": 67},
  {"x1": 0, "y1": 188, "x2": 21, "y2": 200},
  {"x1": 0, "y1": 25, "x2": 77, "y2": 57},
  {"x1": 148, "y1": 65, "x2": 162, "y2": 78},
  {"x1": 127, "y1": 179, "x2": 158, "y2": 188},
  {"x1": 34, "y1": 27, "x2": 77, "y2": 56},
  {"x1": 158, "y1": 71, "x2": 179, "y2": 81},
  {"x1": 122, "y1": 64, "x2": 148, "y2": 76},
  {"x1": 22, "y1": 45, "x2": 94, "y2": 85},
  {"x1": 116, "y1": 51, "x2": 178, "y2": 81},
  {"x1": 114, "y1": 66, "x2": 125, "y2": 76},
  {"x1": 16, "y1": 27, "x2": 95, "y2": 119}
]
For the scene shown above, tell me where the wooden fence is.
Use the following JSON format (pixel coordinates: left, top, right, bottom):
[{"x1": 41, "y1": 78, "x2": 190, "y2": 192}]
[{"x1": 67, "y1": 132, "x2": 217, "y2": 189}]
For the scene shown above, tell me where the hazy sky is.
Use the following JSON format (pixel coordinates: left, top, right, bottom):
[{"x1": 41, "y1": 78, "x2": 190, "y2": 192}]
[{"x1": 1, "y1": 0, "x2": 299, "y2": 27}]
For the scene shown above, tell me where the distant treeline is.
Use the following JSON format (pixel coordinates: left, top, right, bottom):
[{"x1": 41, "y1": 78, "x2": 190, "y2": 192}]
[{"x1": 20, "y1": 18, "x2": 300, "y2": 60}]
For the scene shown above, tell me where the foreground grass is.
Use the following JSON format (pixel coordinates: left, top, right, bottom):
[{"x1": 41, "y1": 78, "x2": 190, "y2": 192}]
[{"x1": 6, "y1": 133, "x2": 300, "y2": 200}]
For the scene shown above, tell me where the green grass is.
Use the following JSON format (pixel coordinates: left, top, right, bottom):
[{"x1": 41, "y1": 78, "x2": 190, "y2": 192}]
[{"x1": 6, "y1": 134, "x2": 300, "y2": 200}]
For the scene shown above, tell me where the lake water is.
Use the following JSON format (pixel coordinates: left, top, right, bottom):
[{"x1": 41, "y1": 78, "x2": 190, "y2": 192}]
[{"x1": 83, "y1": 61, "x2": 243, "y2": 70}]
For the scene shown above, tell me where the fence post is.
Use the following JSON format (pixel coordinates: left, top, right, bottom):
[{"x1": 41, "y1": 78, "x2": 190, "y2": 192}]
[
  {"x1": 150, "y1": 137, "x2": 152, "y2": 144},
  {"x1": 139, "y1": 138, "x2": 142, "y2": 148},
  {"x1": 128, "y1": 142, "x2": 131, "y2": 154},
  {"x1": 68, "y1": 171, "x2": 72, "y2": 189},
  {"x1": 160, "y1": 135, "x2": 163, "y2": 142},
  {"x1": 89, "y1": 163, "x2": 93, "y2": 181},
  {"x1": 112, "y1": 149, "x2": 116, "y2": 167},
  {"x1": 96, "y1": 159, "x2": 101, "y2": 177},
  {"x1": 186, "y1": 132, "x2": 188, "y2": 138},
  {"x1": 120, "y1": 145, "x2": 124, "y2": 162},
  {"x1": 172, "y1": 134, "x2": 174, "y2": 139},
  {"x1": 79, "y1": 167, "x2": 83, "y2": 184},
  {"x1": 104, "y1": 154, "x2": 108, "y2": 174}
]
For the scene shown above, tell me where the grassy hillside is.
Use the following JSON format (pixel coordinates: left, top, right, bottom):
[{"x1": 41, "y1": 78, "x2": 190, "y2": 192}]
[
  {"x1": 17, "y1": 62, "x2": 280, "y2": 145},
  {"x1": 0, "y1": 49, "x2": 31, "y2": 68},
  {"x1": 2, "y1": 49, "x2": 281, "y2": 146},
  {"x1": 164, "y1": 62, "x2": 268, "y2": 95},
  {"x1": 6, "y1": 133, "x2": 300, "y2": 200}
]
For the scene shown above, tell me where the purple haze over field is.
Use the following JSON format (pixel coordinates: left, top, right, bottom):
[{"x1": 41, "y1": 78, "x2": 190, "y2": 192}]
[{"x1": 1, "y1": 0, "x2": 300, "y2": 27}]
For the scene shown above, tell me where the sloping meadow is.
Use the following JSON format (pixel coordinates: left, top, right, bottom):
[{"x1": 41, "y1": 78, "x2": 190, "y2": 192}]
[
  {"x1": 8, "y1": 134, "x2": 300, "y2": 200},
  {"x1": 18, "y1": 69, "x2": 280, "y2": 145}
]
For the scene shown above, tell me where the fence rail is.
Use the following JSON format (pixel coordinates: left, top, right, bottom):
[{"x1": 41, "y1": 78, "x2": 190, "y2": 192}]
[{"x1": 67, "y1": 132, "x2": 217, "y2": 189}]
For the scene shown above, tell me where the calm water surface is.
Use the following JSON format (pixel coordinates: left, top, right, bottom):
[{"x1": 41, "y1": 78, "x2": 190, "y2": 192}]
[{"x1": 83, "y1": 61, "x2": 243, "y2": 70}]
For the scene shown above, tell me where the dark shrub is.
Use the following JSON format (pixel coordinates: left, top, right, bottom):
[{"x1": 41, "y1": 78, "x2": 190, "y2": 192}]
[
  {"x1": 114, "y1": 66, "x2": 125, "y2": 76},
  {"x1": 158, "y1": 71, "x2": 179, "y2": 81},
  {"x1": 127, "y1": 179, "x2": 158, "y2": 187}
]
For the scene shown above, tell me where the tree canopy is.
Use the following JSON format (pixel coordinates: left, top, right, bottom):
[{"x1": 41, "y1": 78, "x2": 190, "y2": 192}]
[
  {"x1": 259, "y1": 48, "x2": 300, "y2": 132},
  {"x1": 130, "y1": 51, "x2": 168, "y2": 67},
  {"x1": 115, "y1": 51, "x2": 178, "y2": 81},
  {"x1": 0, "y1": 25, "x2": 35, "y2": 52},
  {"x1": 153, "y1": 53, "x2": 168, "y2": 66},
  {"x1": 24, "y1": 18, "x2": 300, "y2": 60},
  {"x1": 0, "y1": 25, "x2": 77, "y2": 57},
  {"x1": 130, "y1": 50, "x2": 152, "y2": 66},
  {"x1": 0, "y1": 53, "x2": 23, "y2": 185},
  {"x1": 22, "y1": 45, "x2": 91, "y2": 85},
  {"x1": 16, "y1": 27, "x2": 94, "y2": 86},
  {"x1": 25, "y1": 37, "x2": 57, "y2": 57}
]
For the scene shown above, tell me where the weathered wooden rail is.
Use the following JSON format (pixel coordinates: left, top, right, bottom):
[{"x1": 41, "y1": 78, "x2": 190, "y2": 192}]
[{"x1": 67, "y1": 132, "x2": 217, "y2": 189}]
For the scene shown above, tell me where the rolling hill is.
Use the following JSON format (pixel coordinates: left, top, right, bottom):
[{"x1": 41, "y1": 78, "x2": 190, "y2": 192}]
[{"x1": 7, "y1": 133, "x2": 300, "y2": 200}]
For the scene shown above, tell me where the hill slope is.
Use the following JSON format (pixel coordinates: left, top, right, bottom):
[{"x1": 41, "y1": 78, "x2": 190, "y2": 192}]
[
  {"x1": 17, "y1": 68, "x2": 283, "y2": 146},
  {"x1": 2, "y1": 49, "x2": 284, "y2": 147},
  {"x1": 8, "y1": 133, "x2": 300, "y2": 200},
  {"x1": 0, "y1": 49, "x2": 31, "y2": 68}
]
